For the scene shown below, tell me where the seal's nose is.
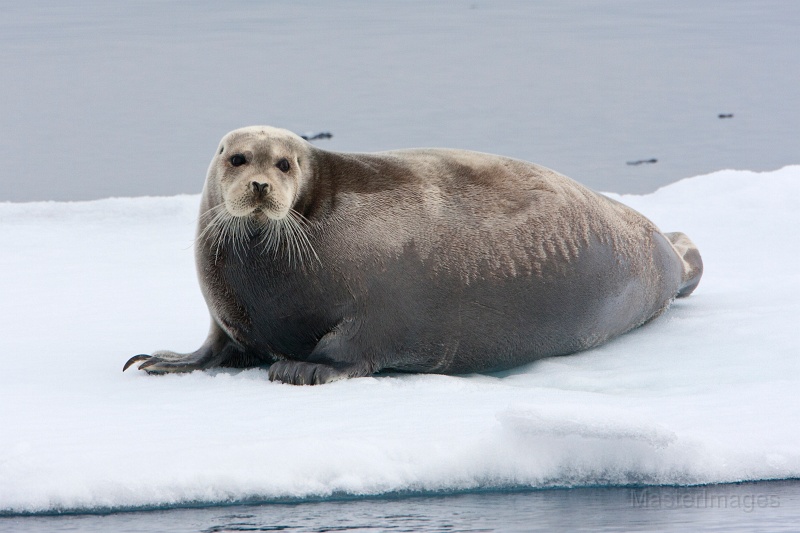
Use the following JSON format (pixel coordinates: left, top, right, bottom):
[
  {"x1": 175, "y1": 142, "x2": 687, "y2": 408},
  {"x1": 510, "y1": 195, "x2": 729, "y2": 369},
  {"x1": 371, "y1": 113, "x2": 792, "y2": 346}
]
[{"x1": 251, "y1": 181, "x2": 271, "y2": 196}]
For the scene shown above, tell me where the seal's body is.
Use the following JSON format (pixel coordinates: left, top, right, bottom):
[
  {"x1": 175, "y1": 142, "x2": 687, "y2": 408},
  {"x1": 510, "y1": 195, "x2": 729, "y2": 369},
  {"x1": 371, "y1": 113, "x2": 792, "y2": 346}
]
[{"x1": 124, "y1": 126, "x2": 702, "y2": 385}]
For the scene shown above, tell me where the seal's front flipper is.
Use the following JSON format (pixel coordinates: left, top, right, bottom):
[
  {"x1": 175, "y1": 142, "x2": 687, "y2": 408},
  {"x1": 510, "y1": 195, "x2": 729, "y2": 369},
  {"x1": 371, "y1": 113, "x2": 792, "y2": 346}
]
[
  {"x1": 664, "y1": 231, "x2": 703, "y2": 298},
  {"x1": 123, "y1": 320, "x2": 245, "y2": 374},
  {"x1": 267, "y1": 360, "x2": 367, "y2": 385},
  {"x1": 123, "y1": 348, "x2": 222, "y2": 374},
  {"x1": 268, "y1": 321, "x2": 376, "y2": 385}
]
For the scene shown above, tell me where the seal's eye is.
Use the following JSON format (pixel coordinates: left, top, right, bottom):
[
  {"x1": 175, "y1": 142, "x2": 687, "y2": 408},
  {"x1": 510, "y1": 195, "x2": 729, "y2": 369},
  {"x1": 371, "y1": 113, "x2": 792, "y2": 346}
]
[
  {"x1": 229, "y1": 154, "x2": 246, "y2": 167},
  {"x1": 276, "y1": 158, "x2": 291, "y2": 173}
]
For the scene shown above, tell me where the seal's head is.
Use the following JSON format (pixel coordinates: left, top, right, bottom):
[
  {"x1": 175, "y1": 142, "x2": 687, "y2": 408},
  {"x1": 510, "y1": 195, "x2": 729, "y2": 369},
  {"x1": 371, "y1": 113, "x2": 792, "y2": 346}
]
[
  {"x1": 199, "y1": 126, "x2": 318, "y2": 265},
  {"x1": 209, "y1": 126, "x2": 311, "y2": 221}
]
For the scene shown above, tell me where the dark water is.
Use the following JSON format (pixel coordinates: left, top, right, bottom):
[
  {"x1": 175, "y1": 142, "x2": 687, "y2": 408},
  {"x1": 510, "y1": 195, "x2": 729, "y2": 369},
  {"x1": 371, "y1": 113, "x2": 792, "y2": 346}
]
[
  {"x1": 1, "y1": 0, "x2": 799, "y2": 202},
  {"x1": 3, "y1": 482, "x2": 800, "y2": 532}
]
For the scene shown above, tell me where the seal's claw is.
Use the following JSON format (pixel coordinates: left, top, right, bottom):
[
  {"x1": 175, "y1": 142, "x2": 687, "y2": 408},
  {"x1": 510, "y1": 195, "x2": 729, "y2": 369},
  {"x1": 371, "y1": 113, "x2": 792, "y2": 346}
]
[
  {"x1": 123, "y1": 354, "x2": 151, "y2": 372},
  {"x1": 122, "y1": 353, "x2": 183, "y2": 374},
  {"x1": 137, "y1": 358, "x2": 159, "y2": 371}
]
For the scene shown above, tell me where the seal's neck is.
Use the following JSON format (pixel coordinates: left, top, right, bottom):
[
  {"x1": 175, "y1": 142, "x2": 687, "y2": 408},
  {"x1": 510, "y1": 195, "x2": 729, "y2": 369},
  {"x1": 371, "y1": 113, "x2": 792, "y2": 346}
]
[
  {"x1": 294, "y1": 150, "x2": 341, "y2": 221},
  {"x1": 294, "y1": 149, "x2": 401, "y2": 221}
]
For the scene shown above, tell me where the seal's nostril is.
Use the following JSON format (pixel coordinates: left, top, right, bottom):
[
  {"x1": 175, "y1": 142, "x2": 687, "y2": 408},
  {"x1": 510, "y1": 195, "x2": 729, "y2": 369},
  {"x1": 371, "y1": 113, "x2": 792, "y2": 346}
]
[{"x1": 251, "y1": 181, "x2": 269, "y2": 195}]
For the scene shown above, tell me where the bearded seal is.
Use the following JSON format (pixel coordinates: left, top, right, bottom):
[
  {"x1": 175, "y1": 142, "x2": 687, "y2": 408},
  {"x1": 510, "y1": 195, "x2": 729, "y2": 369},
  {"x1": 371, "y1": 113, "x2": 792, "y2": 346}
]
[{"x1": 123, "y1": 126, "x2": 703, "y2": 385}]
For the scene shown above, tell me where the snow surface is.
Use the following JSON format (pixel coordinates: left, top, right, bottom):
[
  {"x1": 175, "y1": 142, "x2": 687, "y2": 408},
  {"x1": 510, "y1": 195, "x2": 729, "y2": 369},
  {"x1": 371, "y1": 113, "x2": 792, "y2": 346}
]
[{"x1": 1, "y1": 166, "x2": 799, "y2": 514}]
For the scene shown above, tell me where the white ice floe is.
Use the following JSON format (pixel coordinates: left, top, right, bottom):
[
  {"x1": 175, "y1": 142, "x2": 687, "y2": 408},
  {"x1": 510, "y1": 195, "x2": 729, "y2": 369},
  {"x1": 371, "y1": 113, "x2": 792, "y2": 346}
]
[{"x1": 1, "y1": 166, "x2": 798, "y2": 514}]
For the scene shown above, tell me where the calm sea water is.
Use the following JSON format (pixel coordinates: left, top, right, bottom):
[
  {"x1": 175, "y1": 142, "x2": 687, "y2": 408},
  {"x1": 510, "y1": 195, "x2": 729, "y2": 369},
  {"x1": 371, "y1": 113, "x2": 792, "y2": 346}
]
[
  {"x1": 1, "y1": 0, "x2": 798, "y2": 201},
  {"x1": 3, "y1": 482, "x2": 800, "y2": 533},
  {"x1": 3, "y1": 1, "x2": 800, "y2": 531}
]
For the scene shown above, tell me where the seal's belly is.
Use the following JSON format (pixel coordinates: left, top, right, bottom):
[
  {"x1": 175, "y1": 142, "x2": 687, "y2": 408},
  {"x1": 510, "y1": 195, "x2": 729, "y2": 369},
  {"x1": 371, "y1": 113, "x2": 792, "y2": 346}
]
[
  {"x1": 382, "y1": 232, "x2": 683, "y2": 374},
  {"x1": 218, "y1": 229, "x2": 683, "y2": 374}
]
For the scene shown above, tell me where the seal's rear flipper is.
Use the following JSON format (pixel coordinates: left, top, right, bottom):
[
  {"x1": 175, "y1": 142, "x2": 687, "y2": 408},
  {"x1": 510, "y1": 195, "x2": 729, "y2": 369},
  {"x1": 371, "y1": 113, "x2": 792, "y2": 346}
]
[{"x1": 664, "y1": 231, "x2": 703, "y2": 298}]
